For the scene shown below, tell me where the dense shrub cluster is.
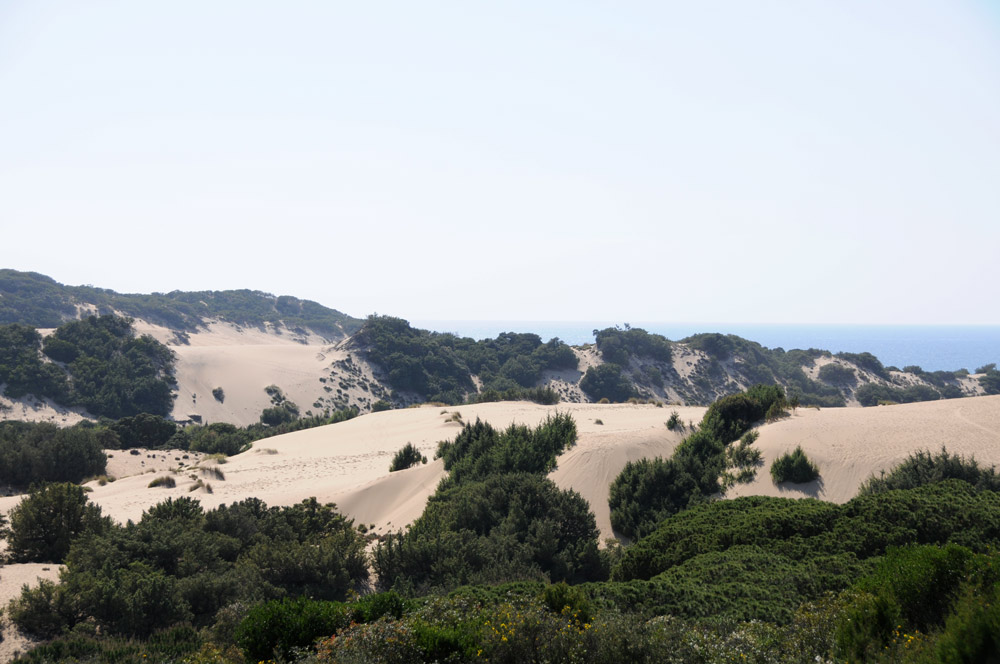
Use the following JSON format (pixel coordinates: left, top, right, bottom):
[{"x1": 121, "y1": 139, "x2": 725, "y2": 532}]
[
  {"x1": 165, "y1": 408, "x2": 359, "y2": 456},
  {"x1": 3, "y1": 483, "x2": 111, "y2": 563},
  {"x1": 858, "y1": 447, "x2": 1000, "y2": 495},
  {"x1": 0, "y1": 269, "x2": 362, "y2": 336},
  {"x1": 817, "y1": 362, "x2": 856, "y2": 385},
  {"x1": 610, "y1": 385, "x2": 787, "y2": 539},
  {"x1": 854, "y1": 382, "x2": 943, "y2": 406},
  {"x1": 373, "y1": 473, "x2": 606, "y2": 592},
  {"x1": 0, "y1": 323, "x2": 69, "y2": 402},
  {"x1": 594, "y1": 326, "x2": 672, "y2": 365},
  {"x1": 0, "y1": 421, "x2": 107, "y2": 488},
  {"x1": 8, "y1": 497, "x2": 368, "y2": 639},
  {"x1": 435, "y1": 413, "x2": 576, "y2": 488},
  {"x1": 38, "y1": 315, "x2": 177, "y2": 418},
  {"x1": 374, "y1": 414, "x2": 604, "y2": 592},
  {"x1": 353, "y1": 316, "x2": 577, "y2": 405},
  {"x1": 770, "y1": 446, "x2": 820, "y2": 484},
  {"x1": 580, "y1": 363, "x2": 635, "y2": 402},
  {"x1": 466, "y1": 386, "x2": 560, "y2": 405}
]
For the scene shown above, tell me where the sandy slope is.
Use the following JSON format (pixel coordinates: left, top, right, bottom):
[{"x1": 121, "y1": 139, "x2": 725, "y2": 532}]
[
  {"x1": 728, "y1": 395, "x2": 1000, "y2": 503},
  {"x1": 0, "y1": 563, "x2": 62, "y2": 662},
  {"x1": 3, "y1": 397, "x2": 1000, "y2": 545}
]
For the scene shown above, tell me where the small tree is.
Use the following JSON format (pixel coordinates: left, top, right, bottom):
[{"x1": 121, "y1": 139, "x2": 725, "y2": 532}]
[{"x1": 5, "y1": 483, "x2": 111, "y2": 563}]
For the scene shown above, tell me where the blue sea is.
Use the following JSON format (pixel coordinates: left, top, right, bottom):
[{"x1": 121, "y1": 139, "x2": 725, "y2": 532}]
[{"x1": 410, "y1": 321, "x2": 1000, "y2": 374}]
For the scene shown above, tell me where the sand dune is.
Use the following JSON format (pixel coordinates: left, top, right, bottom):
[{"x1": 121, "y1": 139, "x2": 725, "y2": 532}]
[{"x1": 3, "y1": 397, "x2": 1000, "y2": 544}]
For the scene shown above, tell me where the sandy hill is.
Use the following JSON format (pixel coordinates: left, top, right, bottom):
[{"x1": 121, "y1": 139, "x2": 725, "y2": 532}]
[{"x1": 3, "y1": 396, "x2": 998, "y2": 542}]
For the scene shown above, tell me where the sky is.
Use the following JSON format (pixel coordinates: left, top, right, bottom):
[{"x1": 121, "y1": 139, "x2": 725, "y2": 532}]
[{"x1": 1, "y1": 1, "x2": 998, "y2": 324}]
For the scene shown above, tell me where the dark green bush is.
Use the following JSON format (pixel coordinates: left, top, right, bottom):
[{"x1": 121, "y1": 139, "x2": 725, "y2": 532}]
[
  {"x1": 41, "y1": 315, "x2": 176, "y2": 418},
  {"x1": 0, "y1": 421, "x2": 107, "y2": 488},
  {"x1": 236, "y1": 596, "x2": 353, "y2": 662},
  {"x1": 108, "y1": 413, "x2": 177, "y2": 448},
  {"x1": 770, "y1": 446, "x2": 820, "y2": 484},
  {"x1": 5, "y1": 482, "x2": 111, "y2": 563},
  {"x1": 580, "y1": 363, "x2": 635, "y2": 402},
  {"x1": 373, "y1": 473, "x2": 606, "y2": 592},
  {"x1": 818, "y1": 363, "x2": 856, "y2": 385},
  {"x1": 859, "y1": 448, "x2": 1000, "y2": 495},
  {"x1": 436, "y1": 413, "x2": 576, "y2": 488},
  {"x1": 390, "y1": 442, "x2": 423, "y2": 472}
]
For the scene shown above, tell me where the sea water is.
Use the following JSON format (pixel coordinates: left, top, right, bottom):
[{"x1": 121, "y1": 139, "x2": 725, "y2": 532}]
[{"x1": 410, "y1": 321, "x2": 1000, "y2": 374}]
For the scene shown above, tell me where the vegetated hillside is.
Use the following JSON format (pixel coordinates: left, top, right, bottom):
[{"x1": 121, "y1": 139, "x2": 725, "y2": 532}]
[
  {"x1": 350, "y1": 319, "x2": 993, "y2": 409},
  {"x1": 0, "y1": 269, "x2": 362, "y2": 338}
]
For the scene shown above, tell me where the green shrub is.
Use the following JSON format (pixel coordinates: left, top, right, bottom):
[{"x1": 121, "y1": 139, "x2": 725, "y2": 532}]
[
  {"x1": 6, "y1": 579, "x2": 76, "y2": 638},
  {"x1": 666, "y1": 410, "x2": 681, "y2": 431},
  {"x1": 771, "y1": 446, "x2": 819, "y2": 484},
  {"x1": 0, "y1": 421, "x2": 107, "y2": 489},
  {"x1": 148, "y1": 475, "x2": 177, "y2": 488},
  {"x1": 541, "y1": 582, "x2": 592, "y2": 623},
  {"x1": 371, "y1": 399, "x2": 392, "y2": 412},
  {"x1": 5, "y1": 482, "x2": 110, "y2": 563},
  {"x1": 390, "y1": 442, "x2": 423, "y2": 472},
  {"x1": 236, "y1": 596, "x2": 353, "y2": 662},
  {"x1": 858, "y1": 447, "x2": 1000, "y2": 495},
  {"x1": 211, "y1": 387, "x2": 225, "y2": 403},
  {"x1": 580, "y1": 363, "x2": 635, "y2": 402},
  {"x1": 818, "y1": 363, "x2": 857, "y2": 385}
]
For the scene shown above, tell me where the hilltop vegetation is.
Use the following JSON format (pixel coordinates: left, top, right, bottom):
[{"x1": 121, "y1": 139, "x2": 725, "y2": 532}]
[
  {"x1": 0, "y1": 269, "x2": 362, "y2": 336},
  {"x1": 351, "y1": 315, "x2": 577, "y2": 404},
  {"x1": 0, "y1": 314, "x2": 176, "y2": 418}
]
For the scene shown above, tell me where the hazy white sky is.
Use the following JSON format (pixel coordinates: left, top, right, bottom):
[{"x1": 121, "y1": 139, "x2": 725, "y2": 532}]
[{"x1": 2, "y1": 1, "x2": 998, "y2": 324}]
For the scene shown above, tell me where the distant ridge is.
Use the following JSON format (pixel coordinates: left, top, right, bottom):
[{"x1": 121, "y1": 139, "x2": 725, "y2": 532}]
[{"x1": 0, "y1": 269, "x2": 363, "y2": 338}]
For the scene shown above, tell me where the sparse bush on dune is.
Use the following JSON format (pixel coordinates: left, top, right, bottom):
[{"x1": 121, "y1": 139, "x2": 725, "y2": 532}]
[
  {"x1": 859, "y1": 447, "x2": 1000, "y2": 495},
  {"x1": 770, "y1": 446, "x2": 820, "y2": 484},
  {"x1": 389, "y1": 442, "x2": 423, "y2": 472}
]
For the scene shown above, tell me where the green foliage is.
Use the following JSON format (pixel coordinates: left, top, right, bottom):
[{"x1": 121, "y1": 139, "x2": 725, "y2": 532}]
[
  {"x1": 260, "y1": 403, "x2": 298, "y2": 426},
  {"x1": 148, "y1": 475, "x2": 176, "y2": 488},
  {"x1": 855, "y1": 381, "x2": 942, "y2": 406},
  {"x1": 770, "y1": 446, "x2": 820, "y2": 484},
  {"x1": 371, "y1": 398, "x2": 392, "y2": 412},
  {"x1": 834, "y1": 544, "x2": 997, "y2": 661},
  {"x1": 9, "y1": 496, "x2": 369, "y2": 638},
  {"x1": 580, "y1": 363, "x2": 635, "y2": 402},
  {"x1": 236, "y1": 595, "x2": 354, "y2": 662},
  {"x1": 0, "y1": 268, "x2": 362, "y2": 336},
  {"x1": 666, "y1": 410, "x2": 681, "y2": 430},
  {"x1": 5, "y1": 483, "x2": 111, "y2": 563},
  {"x1": 466, "y1": 386, "x2": 560, "y2": 405},
  {"x1": 10, "y1": 625, "x2": 202, "y2": 664},
  {"x1": 390, "y1": 442, "x2": 423, "y2": 472},
  {"x1": 0, "y1": 421, "x2": 107, "y2": 488},
  {"x1": 108, "y1": 413, "x2": 177, "y2": 448},
  {"x1": 354, "y1": 316, "x2": 577, "y2": 405},
  {"x1": 610, "y1": 386, "x2": 786, "y2": 539},
  {"x1": 594, "y1": 326, "x2": 672, "y2": 365},
  {"x1": 836, "y1": 351, "x2": 889, "y2": 379},
  {"x1": 373, "y1": 473, "x2": 606, "y2": 592},
  {"x1": 980, "y1": 368, "x2": 1000, "y2": 395},
  {"x1": 435, "y1": 413, "x2": 576, "y2": 488},
  {"x1": 859, "y1": 447, "x2": 1000, "y2": 495},
  {"x1": 541, "y1": 582, "x2": 593, "y2": 624},
  {"x1": 817, "y1": 362, "x2": 856, "y2": 385},
  {"x1": 0, "y1": 323, "x2": 69, "y2": 401},
  {"x1": 211, "y1": 387, "x2": 224, "y2": 403},
  {"x1": 37, "y1": 315, "x2": 177, "y2": 418}
]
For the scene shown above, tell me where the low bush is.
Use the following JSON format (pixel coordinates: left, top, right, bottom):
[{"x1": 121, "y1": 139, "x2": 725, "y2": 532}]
[
  {"x1": 390, "y1": 442, "x2": 423, "y2": 472},
  {"x1": 858, "y1": 447, "x2": 1000, "y2": 495},
  {"x1": 771, "y1": 447, "x2": 820, "y2": 484},
  {"x1": 148, "y1": 475, "x2": 177, "y2": 488}
]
